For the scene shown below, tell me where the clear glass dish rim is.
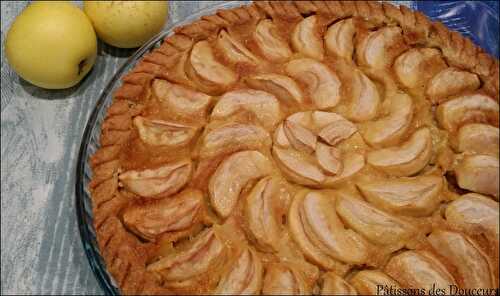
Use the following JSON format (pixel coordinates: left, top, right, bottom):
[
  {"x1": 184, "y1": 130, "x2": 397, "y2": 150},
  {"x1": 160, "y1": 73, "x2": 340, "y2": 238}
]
[{"x1": 75, "y1": 2, "x2": 249, "y2": 295}]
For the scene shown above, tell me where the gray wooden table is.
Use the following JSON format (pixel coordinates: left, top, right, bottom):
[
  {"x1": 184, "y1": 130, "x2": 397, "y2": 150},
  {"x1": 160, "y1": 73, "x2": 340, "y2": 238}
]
[{"x1": 1, "y1": 1, "x2": 223, "y2": 295}]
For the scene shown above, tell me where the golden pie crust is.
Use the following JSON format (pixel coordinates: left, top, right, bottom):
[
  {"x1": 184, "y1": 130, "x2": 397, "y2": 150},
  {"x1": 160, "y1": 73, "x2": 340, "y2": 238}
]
[{"x1": 89, "y1": 1, "x2": 500, "y2": 295}]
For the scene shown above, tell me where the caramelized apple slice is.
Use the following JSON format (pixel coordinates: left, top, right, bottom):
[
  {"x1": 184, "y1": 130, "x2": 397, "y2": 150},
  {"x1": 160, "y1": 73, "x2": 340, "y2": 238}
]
[
  {"x1": 366, "y1": 128, "x2": 432, "y2": 176},
  {"x1": 385, "y1": 250, "x2": 457, "y2": 291},
  {"x1": 134, "y1": 116, "x2": 197, "y2": 147},
  {"x1": 428, "y1": 230, "x2": 495, "y2": 289},
  {"x1": 288, "y1": 193, "x2": 363, "y2": 271},
  {"x1": 348, "y1": 70, "x2": 380, "y2": 122},
  {"x1": 211, "y1": 89, "x2": 281, "y2": 130},
  {"x1": 426, "y1": 67, "x2": 480, "y2": 104},
  {"x1": 317, "y1": 117, "x2": 357, "y2": 146},
  {"x1": 245, "y1": 74, "x2": 304, "y2": 105},
  {"x1": 272, "y1": 146, "x2": 325, "y2": 186},
  {"x1": 286, "y1": 111, "x2": 354, "y2": 136},
  {"x1": 349, "y1": 270, "x2": 400, "y2": 295},
  {"x1": 273, "y1": 123, "x2": 291, "y2": 148},
  {"x1": 301, "y1": 191, "x2": 370, "y2": 264},
  {"x1": 360, "y1": 92, "x2": 413, "y2": 147},
  {"x1": 436, "y1": 94, "x2": 499, "y2": 133},
  {"x1": 311, "y1": 111, "x2": 348, "y2": 130},
  {"x1": 254, "y1": 19, "x2": 292, "y2": 62},
  {"x1": 123, "y1": 188, "x2": 203, "y2": 241},
  {"x1": 152, "y1": 79, "x2": 212, "y2": 120},
  {"x1": 323, "y1": 152, "x2": 365, "y2": 187},
  {"x1": 455, "y1": 154, "x2": 499, "y2": 199},
  {"x1": 356, "y1": 26, "x2": 407, "y2": 69},
  {"x1": 315, "y1": 143, "x2": 343, "y2": 175},
  {"x1": 335, "y1": 192, "x2": 415, "y2": 247},
  {"x1": 147, "y1": 228, "x2": 226, "y2": 281},
  {"x1": 154, "y1": 51, "x2": 192, "y2": 88},
  {"x1": 394, "y1": 48, "x2": 447, "y2": 89},
  {"x1": 291, "y1": 16, "x2": 324, "y2": 60},
  {"x1": 245, "y1": 177, "x2": 284, "y2": 252},
  {"x1": 283, "y1": 119, "x2": 317, "y2": 154},
  {"x1": 357, "y1": 175, "x2": 443, "y2": 216},
  {"x1": 214, "y1": 247, "x2": 263, "y2": 294},
  {"x1": 262, "y1": 263, "x2": 312, "y2": 295},
  {"x1": 285, "y1": 58, "x2": 342, "y2": 109},
  {"x1": 146, "y1": 229, "x2": 228, "y2": 290},
  {"x1": 288, "y1": 192, "x2": 346, "y2": 270},
  {"x1": 325, "y1": 18, "x2": 356, "y2": 60},
  {"x1": 209, "y1": 151, "x2": 273, "y2": 218},
  {"x1": 199, "y1": 123, "x2": 271, "y2": 159},
  {"x1": 445, "y1": 193, "x2": 499, "y2": 243},
  {"x1": 119, "y1": 159, "x2": 192, "y2": 198},
  {"x1": 321, "y1": 272, "x2": 357, "y2": 295},
  {"x1": 456, "y1": 124, "x2": 499, "y2": 155},
  {"x1": 217, "y1": 29, "x2": 260, "y2": 66},
  {"x1": 187, "y1": 40, "x2": 238, "y2": 94}
]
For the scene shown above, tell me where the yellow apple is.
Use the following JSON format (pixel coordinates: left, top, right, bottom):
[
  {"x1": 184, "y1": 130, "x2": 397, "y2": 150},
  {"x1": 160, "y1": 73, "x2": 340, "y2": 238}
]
[
  {"x1": 5, "y1": 1, "x2": 97, "y2": 89},
  {"x1": 84, "y1": 1, "x2": 169, "y2": 49}
]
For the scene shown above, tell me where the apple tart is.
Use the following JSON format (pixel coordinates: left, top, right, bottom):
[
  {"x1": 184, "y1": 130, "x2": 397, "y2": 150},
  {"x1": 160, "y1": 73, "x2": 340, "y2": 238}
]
[{"x1": 89, "y1": 1, "x2": 499, "y2": 294}]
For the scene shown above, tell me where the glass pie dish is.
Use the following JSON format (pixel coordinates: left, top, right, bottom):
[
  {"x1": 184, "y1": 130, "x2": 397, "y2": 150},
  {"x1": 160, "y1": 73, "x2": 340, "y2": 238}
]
[
  {"x1": 75, "y1": 2, "x2": 251, "y2": 294},
  {"x1": 75, "y1": 1, "x2": 499, "y2": 295}
]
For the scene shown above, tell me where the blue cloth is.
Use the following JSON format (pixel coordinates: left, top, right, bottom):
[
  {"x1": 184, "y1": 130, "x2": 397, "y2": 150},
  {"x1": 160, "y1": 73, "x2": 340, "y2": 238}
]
[{"x1": 415, "y1": 1, "x2": 499, "y2": 57}]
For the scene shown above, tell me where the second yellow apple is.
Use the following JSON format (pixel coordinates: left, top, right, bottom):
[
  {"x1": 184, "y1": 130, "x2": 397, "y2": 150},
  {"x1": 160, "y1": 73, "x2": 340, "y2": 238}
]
[{"x1": 84, "y1": 1, "x2": 169, "y2": 49}]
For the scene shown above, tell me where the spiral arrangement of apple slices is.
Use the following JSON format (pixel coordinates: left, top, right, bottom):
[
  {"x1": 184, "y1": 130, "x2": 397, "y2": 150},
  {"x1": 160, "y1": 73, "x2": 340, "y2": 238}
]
[{"x1": 89, "y1": 1, "x2": 500, "y2": 294}]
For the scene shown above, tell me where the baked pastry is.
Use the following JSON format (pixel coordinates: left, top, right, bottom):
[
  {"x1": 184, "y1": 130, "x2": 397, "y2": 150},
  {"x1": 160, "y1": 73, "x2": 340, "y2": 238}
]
[{"x1": 88, "y1": 1, "x2": 500, "y2": 294}]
